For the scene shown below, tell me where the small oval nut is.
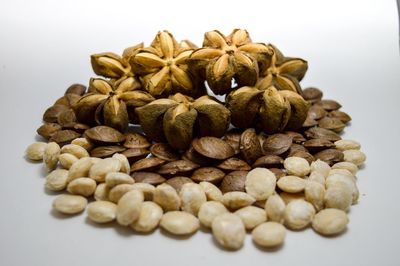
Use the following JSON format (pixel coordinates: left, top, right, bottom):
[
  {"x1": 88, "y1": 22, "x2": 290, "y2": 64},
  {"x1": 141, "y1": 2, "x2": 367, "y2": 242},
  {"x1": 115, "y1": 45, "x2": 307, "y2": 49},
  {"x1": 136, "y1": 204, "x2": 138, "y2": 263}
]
[
  {"x1": 108, "y1": 184, "x2": 136, "y2": 203},
  {"x1": 53, "y1": 194, "x2": 87, "y2": 214},
  {"x1": 265, "y1": 194, "x2": 286, "y2": 223},
  {"x1": 112, "y1": 153, "x2": 130, "y2": 174},
  {"x1": 67, "y1": 177, "x2": 97, "y2": 197},
  {"x1": 234, "y1": 206, "x2": 267, "y2": 230},
  {"x1": 304, "y1": 181, "x2": 325, "y2": 211},
  {"x1": 89, "y1": 158, "x2": 121, "y2": 182},
  {"x1": 94, "y1": 183, "x2": 110, "y2": 201},
  {"x1": 324, "y1": 183, "x2": 353, "y2": 211},
  {"x1": 153, "y1": 183, "x2": 181, "y2": 212},
  {"x1": 179, "y1": 183, "x2": 207, "y2": 216},
  {"x1": 245, "y1": 168, "x2": 276, "y2": 201},
  {"x1": 307, "y1": 171, "x2": 326, "y2": 186},
  {"x1": 87, "y1": 201, "x2": 117, "y2": 223},
  {"x1": 26, "y1": 142, "x2": 47, "y2": 161},
  {"x1": 221, "y1": 191, "x2": 256, "y2": 211},
  {"x1": 252, "y1": 222, "x2": 286, "y2": 248},
  {"x1": 277, "y1": 175, "x2": 306, "y2": 193},
  {"x1": 60, "y1": 144, "x2": 90, "y2": 158},
  {"x1": 310, "y1": 159, "x2": 331, "y2": 178},
  {"x1": 280, "y1": 192, "x2": 305, "y2": 204},
  {"x1": 72, "y1": 138, "x2": 94, "y2": 151},
  {"x1": 326, "y1": 173, "x2": 358, "y2": 203},
  {"x1": 68, "y1": 157, "x2": 95, "y2": 182},
  {"x1": 312, "y1": 208, "x2": 349, "y2": 235},
  {"x1": 284, "y1": 199, "x2": 315, "y2": 230},
  {"x1": 343, "y1": 150, "x2": 366, "y2": 166},
  {"x1": 116, "y1": 189, "x2": 144, "y2": 226},
  {"x1": 334, "y1": 139, "x2": 361, "y2": 151},
  {"x1": 105, "y1": 172, "x2": 135, "y2": 188},
  {"x1": 131, "y1": 201, "x2": 163, "y2": 233},
  {"x1": 58, "y1": 153, "x2": 78, "y2": 169},
  {"x1": 198, "y1": 201, "x2": 229, "y2": 228},
  {"x1": 284, "y1": 157, "x2": 310, "y2": 177},
  {"x1": 44, "y1": 142, "x2": 60, "y2": 171},
  {"x1": 329, "y1": 169, "x2": 355, "y2": 180},
  {"x1": 212, "y1": 213, "x2": 246, "y2": 250},
  {"x1": 332, "y1": 162, "x2": 358, "y2": 176},
  {"x1": 131, "y1": 183, "x2": 155, "y2": 201},
  {"x1": 45, "y1": 169, "x2": 69, "y2": 191},
  {"x1": 199, "y1": 181, "x2": 223, "y2": 201},
  {"x1": 160, "y1": 211, "x2": 199, "y2": 235}
]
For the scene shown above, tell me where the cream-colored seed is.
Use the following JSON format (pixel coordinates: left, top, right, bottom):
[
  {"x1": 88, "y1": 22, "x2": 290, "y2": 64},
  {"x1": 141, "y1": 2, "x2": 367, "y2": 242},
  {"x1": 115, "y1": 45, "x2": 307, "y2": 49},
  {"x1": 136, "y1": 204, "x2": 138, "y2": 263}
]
[
  {"x1": 90, "y1": 157, "x2": 102, "y2": 164},
  {"x1": 324, "y1": 183, "x2": 352, "y2": 211},
  {"x1": 160, "y1": 211, "x2": 199, "y2": 235},
  {"x1": 254, "y1": 200, "x2": 266, "y2": 209},
  {"x1": 334, "y1": 139, "x2": 361, "y2": 151},
  {"x1": 71, "y1": 138, "x2": 94, "y2": 151},
  {"x1": 94, "y1": 183, "x2": 110, "y2": 201},
  {"x1": 116, "y1": 189, "x2": 144, "y2": 226},
  {"x1": 265, "y1": 194, "x2": 286, "y2": 223},
  {"x1": 43, "y1": 142, "x2": 60, "y2": 171},
  {"x1": 52, "y1": 194, "x2": 87, "y2": 214},
  {"x1": 234, "y1": 206, "x2": 267, "y2": 230},
  {"x1": 326, "y1": 173, "x2": 358, "y2": 203},
  {"x1": 329, "y1": 169, "x2": 355, "y2": 179},
  {"x1": 87, "y1": 201, "x2": 117, "y2": 223},
  {"x1": 245, "y1": 168, "x2": 276, "y2": 201},
  {"x1": 277, "y1": 175, "x2": 306, "y2": 193},
  {"x1": 130, "y1": 201, "x2": 163, "y2": 233},
  {"x1": 284, "y1": 199, "x2": 315, "y2": 230},
  {"x1": 89, "y1": 158, "x2": 121, "y2": 182},
  {"x1": 60, "y1": 144, "x2": 89, "y2": 158},
  {"x1": 221, "y1": 191, "x2": 256, "y2": 211},
  {"x1": 112, "y1": 153, "x2": 130, "y2": 174},
  {"x1": 332, "y1": 162, "x2": 358, "y2": 176},
  {"x1": 304, "y1": 181, "x2": 325, "y2": 211},
  {"x1": 343, "y1": 150, "x2": 366, "y2": 166},
  {"x1": 45, "y1": 169, "x2": 69, "y2": 191},
  {"x1": 131, "y1": 183, "x2": 155, "y2": 201},
  {"x1": 198, "y1": 201, "x2": 228, "y2": 228},
  {"x1": 26, "y1": 142, "x2": 47, "y2": 161},
  {"x1": 284, "y1": 157, "x2": 310, "y2": 177},
  {"x1": 312, "y1": 208, "x2": 349, "y2": 235},
  {"x1": 310, "y1": 159, "x2": 331, "y2": 178},
  {"x1": 153, "y1": 183, "x2": 181, "y2": 212},
  {"x1": 212, "y1": 213, "x2": 246, "y2": 250},
  {"x1": 179, "y1": 183, "x2": 207, "y2": 216},
  {"x1": 68, "y1": 157, "x2": 95, "y2": 183},
  {"x1": 105, "y1": 172, "x2": 135, "y2": 188},
  {"x1": 307, "y1": 171, "x2": 326, "y2": 186},
  {"x1": 58, "y1": 153, "x2": 78, "y2": 169},
  {"x1": 108, "y1": 184, "x2": 136, "y2": 203},
  {"x1": 252, "y1": 222, "x2": 286, "y2": 248},
  {"x1": 199, "y1": 181, "x2": 223, "y2": 201},
  {"x1": 67, "y1": 177, "x2": 97, "y2": 197},
  {"x1": 280, "y1": 192, "x2": 305, "y2": 204}
]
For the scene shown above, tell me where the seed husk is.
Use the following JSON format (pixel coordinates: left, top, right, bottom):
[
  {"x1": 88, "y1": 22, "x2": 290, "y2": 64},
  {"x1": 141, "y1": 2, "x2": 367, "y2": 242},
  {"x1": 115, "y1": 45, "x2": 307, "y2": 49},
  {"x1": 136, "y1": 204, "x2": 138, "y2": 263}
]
[
  {"x1": 192, "y1": 137, "x2": 235, "y2": 160},
  {"x1": 123, "y1": 132, "x2": 151, "y2": 149},
  {"x1": 49, "y1": 130, "x2": 81, "y2": 146},
  {"x1": 318, "y1": 117, "x2": 345, "y2": 133},
  {"x1": 314, "y1": 149, "x2": 344, "y2": 166},
  {"x1": 131, "y1": 172, "x2": 166, "y2": 185},
  {"x1": 191, "y1": 167, "x2": 225, "y2": 184},
  {"x1": 150, "y1": 143, "x2": 180, "y2": 162},
  {"x1": 220, "y1": 170, "x2": 248, "y2": 193},
  {"x1": 85, "y1": 126, "x2": 126, "y2": 144},
  {"x1": 262, "y1": 133, "x2": 293, "y2": 156},
  {"x1": 304, "y1": 127, "x2": 341, "y2": 142},
  {"x1": 239, "y1": 128, "x2": 263, "y2": 164},
  {"x1": 165, "y1": 176, "x2": 194, "y2": 192},
  {"x1": 90, "y1": 146, "x2": 126, "y2": 158},
  {"x1": 157, "y1": 160, "x2": 199, "y2": 176},
  {"x1": 37, "y1": 123, "x2": 62, "y2": 139},
  {"x1": 130, "y1": 157, "x2": 166, "y2": 172},
  {"x1": 216, "y1": 157, "x2": 251, "y2": 171}
]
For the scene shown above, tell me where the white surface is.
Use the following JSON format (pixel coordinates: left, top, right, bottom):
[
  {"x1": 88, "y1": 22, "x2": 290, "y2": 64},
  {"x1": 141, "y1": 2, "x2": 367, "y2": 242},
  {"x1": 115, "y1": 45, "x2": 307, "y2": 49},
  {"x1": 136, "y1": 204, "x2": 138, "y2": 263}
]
[{"x1": 1, "y1": 0, "x2": 400, "y2": 265}]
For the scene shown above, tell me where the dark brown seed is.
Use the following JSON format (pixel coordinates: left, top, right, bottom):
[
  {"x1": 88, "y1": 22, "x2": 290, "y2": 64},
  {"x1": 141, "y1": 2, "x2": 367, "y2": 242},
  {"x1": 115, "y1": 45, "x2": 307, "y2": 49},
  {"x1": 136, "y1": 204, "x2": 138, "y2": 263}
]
[
  {"x1": 182, "y1": 146, "x2": 215, "y2": 166},
  {"x1": 65, "y1": 84, "x2": 86, "y2": 96},
  {"x1": 123, "y1": 132, "x2": 151, "y2": 149},
  {"x1": 157, "y1": 160, "x2": 200, "y2": 176},
  {"x1": 288, "y1": 143, "x2": 309, "y2": 154},
  {"x1": 269, "y1": 168, "x2": 286, "y2": 179},
  {"x1": 288, "y1": 151, "x2": 315, "y2": 165},
  {"x1": 57, "y1": 109, "x2": 77, "y2": 126},
  {"x1": 90, "y1": 146, "x2": 126, "y2": 158},
  {"x1": 150, "y1": 143, "x2": 180, "y2": 162},
  {"x1": 53, "y1": 96, "x2": 70, "y2": 106},
  {"x1": 240, "y1": 128, "x2": 263, "y2": 164},
  {"x1": 262, "y1": 134, "x2": 293, "y2": 156},
  {"x1": 37, "y1": 123, "x2": 62, "y2": 139},
  {"x1": 252, "y1": 155, "x2": 284, "y2": 168},
  {"x1": 302, "y1": 87, "x2": 323, "y2": 102},
  {"x1": 191, "y1": 167, "x2": 225, "y2": 184},
  {"x1": 49, "y1": 130, "x2": 81, "y2": 146},
  {"x1": 315, "y1": 99, "x2": 342, "y2": 111},
  {"x1": 313, "y1": 149, "x2": 344, "y2": 166},
  {"x1": 216, "y1": 158, "x2": 251, "y2": 172},
  {"x1": 43, "y1": 105, "x2": 70, "y2": 123},
  {"x1": 65, "y1": 93, "x2": 82, "y2": 107},
  {"x1": 302, "y1": 117, "x2": 319, "y2": 128},
  {"x1": 225, "y1": 139, "x2": 240, "y2": 155},
  {"x1": 223, "y1": 128, "x2": 243, "y2": 142},
  {"x1": 327, "y1": 110, "x2": 352, "y2": 124},
  {"x1": 307, "y1": 105, "x2": 327, "y2": 120},
  {"x1": 318, "y1": 117, "x2": 345, "y2": 133},
  {"x1": 284, "y1": 131, "x2": 306, "y2": 143},
  {"x1": 304, "y1": 127, "x2": 341, "y2": 142},
  {"x1": 122, "y1": 148, "x2": 150, "y2": 164},
  {"x1": 303, "y1": 139, "x2": 334, "y2": 153},
  {"x1": 130, "y1": 157, "x2": 166, "y2": 172},
  {"x1": 192, "y1": 137, "x2": 235, "y2": 160},
  {"x1": 219, "y1": 170, "x2": 248, "y2": 193},
  {"x1": 131, "y1": 172, "x2": 166, "y2": 185},
  {"x1": 165, "y1": 177, "x2": 194, "y2": 193},
  {"x1": 85, "y1": 126, "x2": 126, "y2": 144},
  {"x1": 62, "y1": 123, "x2": 90, "y2": 134}
]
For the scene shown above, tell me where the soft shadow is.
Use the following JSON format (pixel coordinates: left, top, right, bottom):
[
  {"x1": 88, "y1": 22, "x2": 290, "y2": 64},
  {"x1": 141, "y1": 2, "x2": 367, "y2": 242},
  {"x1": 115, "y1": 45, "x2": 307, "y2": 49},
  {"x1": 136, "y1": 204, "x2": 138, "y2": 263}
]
[
  {"x1": 34, "y1": 135, "x2": 47, "y2": 142},
  {"x1": 50, "y1": 208, "x2": 83, "y2": 219},
  {"x1": 23, "y1": 155, "x2": 43, "y2": 164},
  {"x1": 313, "y1": 227, "x2": 349, "y2": 239},
  {"x1": 159, "y1": 228, "x2": 196, "y2": 240},
  {"x1": 210, "y1": 236, "x2": 241, "y2": 252},
  {"x1": 43, "y1": 186, "x2": 62, "y2": 196},
  {"x1": 253, "y1": 240, "x2": 285, "y2": 252},
  {"x1": 199, "y1": 224, "x2": 211, "y2": 233},
  {"x1": 114, "y1": 223, "x2": 134, "y2": 237},
  {"x1": 84, "y1": 216, "x2": 116, "y2": 229}
]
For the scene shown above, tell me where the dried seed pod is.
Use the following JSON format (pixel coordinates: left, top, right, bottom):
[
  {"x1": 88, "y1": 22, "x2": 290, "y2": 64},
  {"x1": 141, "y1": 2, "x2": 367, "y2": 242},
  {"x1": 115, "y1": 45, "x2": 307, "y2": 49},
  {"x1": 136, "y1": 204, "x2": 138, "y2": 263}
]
[
  {"x1": 85, "y1": 126, "x2": 125, "y2": 145},
  {"x1": 150, "y1": 143, "x2": 180, "y2": 162},
  {"x1": 130, "y1": 157, "x2": 166, "y2": 172},
  {"x1": 220, "y1": 170, "x2": 248, "y2": 193},
  {"x1": 279, "y1": 90, "x2": 310, "y2": 131},
  {"x1": 123, "y1": 132, "x2": 151, "y2": 149},
  {"x1": 37, "y1": 123, "x2": 62, "y2": 139},
  {"x1": 90, "y1": 146, "x2": 126, "y2": 158},
  {"x1": 239, "y1": 128, "x2": 263, "y2": 164},
  {"x1": 192, "y1": 137, "x2": 234, "y2": 160},
  {"x1": 131, "y1": 172, "x2": 166, "y2": 185},
  {"x1": 57, "y1": 109, "x2": 77, "y2": 126},
  {"x1": 157, "y1": 160, "x2": 199, "y2": 176},
  {"x1": 191, "y1": 167, "x2": 225, "y2": 184},
  {"x1": 262, "y1": 133, "x2": 293, "y2": 155},
  {"x1": 216, "y1": 158, "x2": 251, "y2": 172}
]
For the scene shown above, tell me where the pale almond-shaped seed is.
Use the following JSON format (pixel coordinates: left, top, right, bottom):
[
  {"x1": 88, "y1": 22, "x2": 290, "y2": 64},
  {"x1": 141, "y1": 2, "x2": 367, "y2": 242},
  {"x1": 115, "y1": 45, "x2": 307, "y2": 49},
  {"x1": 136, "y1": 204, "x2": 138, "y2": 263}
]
[
  {"x1": 198, "y1": 201, "x2": 229, "y2": 228},
  {"x1": 252, "y1": 222, "x2": 286, "y2": 247},
  {"x1": 221, "y1": 191, "x2": 256, "y2": 211},
  {"x1": 108, "y1": 184, "x2": 136, "y2": 203},
  {"x1": 67, "y1": 177, "x2": 97, "y2": 197},
  {"x1": 284, "y1": 157, "x2": 310, "y2": 177},
  {"x1": 112, "y1": 153, "x2": 130, "y2": 174},
  {"x1": 58, "y1": 153, "x2": 78, "y2": 169},
  {"x1": 53, "y1": 194, "x2": 87, "y2": 214},
  {"x1": 280, "y1": 192, "x2": 305, "y2": 204},
  {"x1": 199, "y1": 181, "x2": 222, "y2": 201},
  {"x1": 44, "y1": 142, "x2": 60, "y2": 171},
  {"x1": 334, "y1": 139, "x2": 361, "y2": 151},
  {"x1": 324, "y1": 183, "x2": 352, "y2": 211},
  {"x1": 105, "y1": 172, "x2": 134, "y2": 188},
  {"x1": 153, "y1": 183, "x2": 181, "y2": 212},
  {"x1": 265, "y1": 194, "x2": 286, "y2": 223},
  {"x1": 68, "y1": 157, "x2": 95, "y2": 183},
  {"x1": 45, "y1": 169, "x2": 69, "y2": 191},
  {"x1": 72, "y1": 138, "x2": 94, "y2": 151},
  {"x1": 116, "y1": 189, "x2": 144, "y2": 226},
  {"x1": 179, "y1": 183, "x2": 207, "y2": 216},
  {"x1": 160, "y1": 211, "x2": 199, "y2": 235},
  {"x1": 326, "y1": 174, "x2": 358, "y2": 204},
  {"x1": 212, "y1": 213, "x2": 246, "y2": 250},
  {"x1": 304, "y1": 181, "x2": 325, "y2": 211},
  {"x1": 94, "y1": 183, "x2": 110, "y2": 201},
  {"x1": 312, "y1": 208, "x2": 349, "y2": 235},
  {"x1": 87, "y1": 201, "x2": 117, "y2": 223},
  {"x1": 343, "y1": 150, "x2": 366, "y2": 166},
  {"x1": 131, "y1": 183, "x2": 155, "y2": 201},
  {"x1": 89, "y1": 158, "x2": 121, "y2": 182},
  {"x1": 332, "y1": 162, "x2": 358, "y2": 176},
  {"x1": 284, "y1": 199, "x2": 315, "y2": 230},
  {"x1": 328, "y1": 168, "x2": 355, "y2": 179},
  {"x1": 307, "y1": 171, "x2": 326, "y2": 186},
  {"x1": 310, "y1": 159, "x2": 331, "y2": 178},
  {"x1": 234, "y1": 206, "x2": 267, "y2": 230},
  {"x1": 245, "y1": 168, "x2": 276, "y2": 201},
  {"x1": 130, "y1": 201, "x2": 163, "y2": 233},
  {"x1": 277, "y1": 175, "x2": 306, "y2": 193},
  {"x1": 26, "y1": 142, "x2": 47, "y2": 161},
  {"x1": 60, "y1": 144, "x2": 89, "y2": 158}
]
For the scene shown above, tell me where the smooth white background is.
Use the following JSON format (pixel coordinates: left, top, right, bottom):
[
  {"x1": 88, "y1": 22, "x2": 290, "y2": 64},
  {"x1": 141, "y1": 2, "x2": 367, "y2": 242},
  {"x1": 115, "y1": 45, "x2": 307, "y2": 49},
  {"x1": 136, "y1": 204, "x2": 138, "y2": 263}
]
[{"x1": 0, "y1": 0, "x2": 399, "y2": 265}]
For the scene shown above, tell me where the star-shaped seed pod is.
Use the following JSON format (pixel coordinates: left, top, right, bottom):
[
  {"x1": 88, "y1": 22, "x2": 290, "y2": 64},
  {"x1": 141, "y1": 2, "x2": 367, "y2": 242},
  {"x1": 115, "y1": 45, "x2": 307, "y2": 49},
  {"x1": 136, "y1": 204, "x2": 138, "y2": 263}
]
[
  {"x1": 256, "y1": 45, "x2": 308, "y2": 94},
  {"x1": 130, "y1": 31, "x2": 206, "y2": 98},
  {"x1": 74, "y1": 77, "x2": 154, "y2": 132},
  {"x1": 135, "y1": 93, "x2": 231, "y2": 150},
  {"x1": 226, "y1": 86, "x2": 310, "y2": 134},
  {"x1": 187, "y1": 29, "x2": 272, "y2": 95}
]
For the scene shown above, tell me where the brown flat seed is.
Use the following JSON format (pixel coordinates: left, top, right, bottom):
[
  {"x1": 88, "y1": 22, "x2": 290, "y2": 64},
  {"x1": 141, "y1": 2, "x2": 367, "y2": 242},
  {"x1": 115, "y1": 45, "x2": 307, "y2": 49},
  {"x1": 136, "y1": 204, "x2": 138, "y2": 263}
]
[
  {"x1": 240, "y1": 128, "x2": 263, "y2": 164},
  {"x1": 288, "y1": 143, "x2": 309, "y2": 154},
  {"x1": 328, "y1": 110, "x2": 352, "y2": 123},
  {"x1": 262, "y1": 134, "x2": 293, "y2": 156},
  {"x1": 302, "y1": 117, "x2": 319, "y2": 128},
  {"x1": 157, "y1": 160, "x2": 199, "y2": 176},
  {"x1": 314, "y1": 149, "x2": 344, "y2": 166},
  {"x1": 302, "y1": 87, "x2": 323, "y2": 102},
  {"x1": 131, "y1": 157, "x2": 166, "y2": 172},
  {"x1": 315, "y1": 99, "x2": 342, "y2": 111},
  {"x1": 123, "y1": 132, "x2": 151, "y2": 149},
  {"x1": 252, "y1": 155, "x2": 284, "y2": 168},
  {"x1": 183, "y1": 146, "x2": 215, "y2": 166},
  {"x1": 43, "y1": 105, "x2": 70, "y2": 123},
  {"x1": 284, "y1": 131, "x2": 306, "y2": 143},
  {"x1": 269, "y1": 168, "x2": 286, "y2": 179},
  {"x1": 131, "y1": 172, "x2": 166, "y2": 185},
  {"x1": 307, "y1": 105, "x2": 327, "y2": 120},
  {"x1": 192, "y1": 137, "x2": 235, "y2": 160},
  {"x1": 191, "y1": 167, "x2": 225, "y2": 184},
  {"x1": 121, "y1": 148, "x2": 150, "y2": 164},
  {"x1": 220, "y1": 171, "x2": 248, "y2": 193},
  {"x1": 49, "y1": 130, "x2": 81, "y2": 146},
  {"x1": 303, "y1": 139, "x2": 335, "y2": 153},
  {"x1": 224, "y1": 128, "x2": 243, "y2": 142},
  {"x1": 318, "y1": 117, "x2": 346, "y2": 133},
  {"x1": 288, "y1": 151, "x2": 315, "y2": 165},
  {"x1": 304, "y1": 127, "x2": 341, "y2": 142},
  {"x1": 85, "y1": 126, "x2": 126, "y2": 144},
  {"x1": 225, "y1": 139, "x2": 241, "y2": 155},
  {"x1": 57, "y1": 109, "x2": 77, "y2": 126},
  {"x1": 90, "y1": 146, "x2": 126, "y2": 158},
  {"x1": 216, "y1": 158, "x2": 251, "y2": 171},
  {"x1": 65, "y1": 84, "x2": 86, "y2": 95},
  {"x1": 166, "y1": 176, "x2": 194, "y2": 192},
  {"x1": 37, "y1": 123, "x2": 62, "y2": 139},
  {"x1": 150, "y1": 143, "x2": 180, "y2": 162},
  {"x1": 62, "y1": 123, "x2": 90, "y2": 134}
]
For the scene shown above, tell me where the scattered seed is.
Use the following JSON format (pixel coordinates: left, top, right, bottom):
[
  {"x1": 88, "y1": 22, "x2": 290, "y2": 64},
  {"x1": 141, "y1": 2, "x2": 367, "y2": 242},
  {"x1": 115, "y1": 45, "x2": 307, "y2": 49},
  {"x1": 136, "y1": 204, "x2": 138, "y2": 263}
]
[{"x1": 252, "y1": 222, "x2": 286, "y2": 248}]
